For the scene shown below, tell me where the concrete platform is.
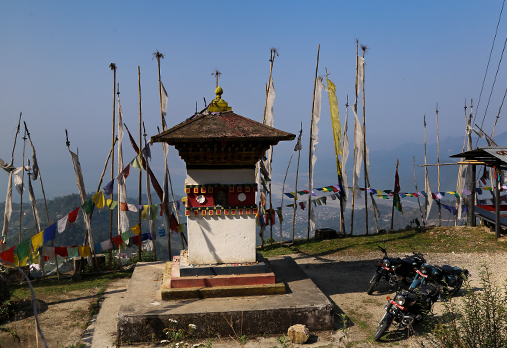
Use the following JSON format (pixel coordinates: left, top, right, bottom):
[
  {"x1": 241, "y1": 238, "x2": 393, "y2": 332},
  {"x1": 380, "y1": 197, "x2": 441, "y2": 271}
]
[{"x1": 117, "y1": 256, "x2": 334, "y2": 343}]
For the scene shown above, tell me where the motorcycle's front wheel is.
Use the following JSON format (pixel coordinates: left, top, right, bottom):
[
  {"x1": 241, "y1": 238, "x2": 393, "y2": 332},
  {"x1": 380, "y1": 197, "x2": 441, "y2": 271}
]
[
  {"x1": 374, "y1": 313, "x2": 393, "y2": 341},
  {"x1": 367, "y1": 271, "x2": 383, "y2": 295}
]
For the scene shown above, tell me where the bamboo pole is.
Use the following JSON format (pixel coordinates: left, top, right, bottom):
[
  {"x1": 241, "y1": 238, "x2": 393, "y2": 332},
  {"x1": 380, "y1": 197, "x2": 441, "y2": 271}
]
[
  {"x1": 116, "y1": 84, "x2": 122, "y2": 270},
  {"x1": 143, "y1": 123, "x2": 157, "y2": 259},
  {"x1": 280, "y1": 125, "x2": 302, "y2": 245},
  {"x1": 424, "y1": 115, "x2": 428, "y2": 221},
  {"x1": 390, "y1": 159, "x2": 399, "y2": 230},
  {"x1": 154, "y1": 50, "x2": 176, "y2": 260},
  {"x1": 361, "y1": 45, "x2": 369, "y2": 235},
  {"x1": 293, "y1": 124, "x2": 302, "y2": 244},
  {"x1": 308, "y1": 44, "x2": 320, "y2": 241},
  {"x1": 350, "y1": 40, "x2": 359, "y2": 236},
  {"x1": 413, "y1": 156, "x2": 426, "y2": 227},
  {"x1": 109, "y1": 63, "x2": 116, "y2": 270},
  {"x1": 456, "y1": 101, "x2": 468, "y2": 226},
  {"x1": 436, "y1": 103, "x2": 441, "y2": 227},
  {"x1": 259, "y1": 49, "x2": 277, "y2": 245},
  {"x1": 138, "y1": 66, "x2": 145, "y2": 261},
  {"x1": 467, "y1": 100, "x2": 474, "y2": 226},
  {"x1": 279, "y1": 141, "x2": 295, "y2": 245},
  {"x1": 19, "y1": 127, "x2": 27, "y2": 244},
  {"x1": 24, "y1": 122, "x2": 49, "y2": 227}
]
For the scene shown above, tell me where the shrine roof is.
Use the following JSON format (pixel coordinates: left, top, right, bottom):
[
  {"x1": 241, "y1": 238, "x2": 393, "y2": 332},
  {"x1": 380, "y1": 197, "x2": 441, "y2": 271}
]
[{"x1": 151, "y1": 111, "x2": 295, "y2": 144}]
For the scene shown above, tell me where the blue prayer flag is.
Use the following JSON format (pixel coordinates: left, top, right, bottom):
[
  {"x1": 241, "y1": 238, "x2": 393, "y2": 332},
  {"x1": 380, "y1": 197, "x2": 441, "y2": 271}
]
[{"x1": 43, "y1": 223, "x2": 57, "y2": 243}]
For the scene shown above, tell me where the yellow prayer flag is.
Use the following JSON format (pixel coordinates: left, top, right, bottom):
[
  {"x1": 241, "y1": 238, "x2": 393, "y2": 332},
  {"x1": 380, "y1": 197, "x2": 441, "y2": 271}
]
[
  {"x1": 30, "y1": 250, "x2": 40, "y2": 264},
  {"x1": 31, "y1": 231, "x2": 43, "y2": 250},
  {"x1": 18, "y1": 255, "x2": 29, "y2": 267},
  {"x1": 182, "y1": 197, "x2": 186, "y2": 203},
  {"x1": 142, "y1": 205, "x2": 149, "y2": 220},
  {"x1": 131, "y1": 224, "x2": 141, "y2": 235},
  {"x1": 14, "y1": 254, "x2": 19, "y2": 267},
  {"x1": 79, "y1": 246, "x2": 91, "y2": 258},
  {"x1": 107, "y1": 199, "x2": 118, "y2": 210},
  {"x1": 178, "y1": 224, "x2": 184, "y2": 233},
  {"x1": 326, "y1": 77, "x2": 342, "y2": 172},
  {"x1": 92, "y1": 191, "x2": 105, "y2": 210}
]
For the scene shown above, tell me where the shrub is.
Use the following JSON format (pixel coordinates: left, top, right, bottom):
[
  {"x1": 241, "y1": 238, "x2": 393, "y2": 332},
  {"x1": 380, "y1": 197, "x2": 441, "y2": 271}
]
[{"x1": 428, "y1": 264, "x2": 507, "y2": 347}]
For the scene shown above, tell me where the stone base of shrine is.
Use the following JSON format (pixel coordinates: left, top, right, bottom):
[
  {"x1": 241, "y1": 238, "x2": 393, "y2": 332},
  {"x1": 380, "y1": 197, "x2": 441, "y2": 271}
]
[
  {"x1": 162, "y1": 252, "x2": 283, "y2": 299},
  {"x1": 117, "y1": 257, "x2": 334, "y2": 343}
]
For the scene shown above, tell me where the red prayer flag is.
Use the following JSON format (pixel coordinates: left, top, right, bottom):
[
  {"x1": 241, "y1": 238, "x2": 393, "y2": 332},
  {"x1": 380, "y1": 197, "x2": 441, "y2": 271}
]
[
  {"x1": 122, "y1": 164, "x2": 131, "y2": 179},
  {"x1": 0, "y1": 247, "x2": 15, "y2": 264},
  {"x1": 170, "y1": 213, "x2": 178, "y2": 232},
  {"x1": 68, "y1": 207, "x2": 80, "y2": 224},
  {"x1": 55, "y1": 247, "x2": 68, "y2": 258},
  {"x1": 121, "y1": 203, "x2": 129, "y2": 211},
  {"x1": 112, "y1": 235, "x2": 123, "y2": 247},
  {"x1": 133, "y1": 235, "x2": 140, "y2": 246}
]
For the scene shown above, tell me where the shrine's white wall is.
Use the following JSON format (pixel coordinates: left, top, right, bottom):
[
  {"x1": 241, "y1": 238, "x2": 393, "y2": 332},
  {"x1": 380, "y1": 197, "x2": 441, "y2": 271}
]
[{"x1": 186, "y1": 169, "x2": 257, "y2": 265}]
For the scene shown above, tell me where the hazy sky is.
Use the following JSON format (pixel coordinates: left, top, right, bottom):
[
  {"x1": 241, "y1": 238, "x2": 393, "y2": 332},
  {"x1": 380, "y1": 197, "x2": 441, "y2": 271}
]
[{"x1": 1, "y1": 1, "x2": 506, "y2": 206}]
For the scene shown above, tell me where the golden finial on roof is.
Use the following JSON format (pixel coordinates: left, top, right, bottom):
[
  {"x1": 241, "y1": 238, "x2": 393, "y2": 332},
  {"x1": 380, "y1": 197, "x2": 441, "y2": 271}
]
[{"x1": 208, "y1": 86, "x2": 232, "y2": 112}]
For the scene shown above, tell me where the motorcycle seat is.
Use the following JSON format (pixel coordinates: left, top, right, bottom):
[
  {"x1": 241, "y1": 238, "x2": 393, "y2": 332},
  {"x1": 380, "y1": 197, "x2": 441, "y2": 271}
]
[{"x1": 440, "y1": 265, "x2": 456, "y2": 274}]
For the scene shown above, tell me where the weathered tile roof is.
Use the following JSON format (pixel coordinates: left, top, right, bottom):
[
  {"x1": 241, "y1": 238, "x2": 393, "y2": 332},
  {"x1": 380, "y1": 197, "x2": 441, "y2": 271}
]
[{"x1": 151, "y1": 111, "x2": 295, "y2": 144}]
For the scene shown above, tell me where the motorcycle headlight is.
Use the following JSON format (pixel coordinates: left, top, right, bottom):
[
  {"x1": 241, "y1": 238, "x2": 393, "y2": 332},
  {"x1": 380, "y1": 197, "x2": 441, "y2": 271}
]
[
  {"x1": 383, "y1": 259, "x2": 390, "y2": 267},
  {"x1": 394, "y1": 294, "x2": 405, "y2": 305}
]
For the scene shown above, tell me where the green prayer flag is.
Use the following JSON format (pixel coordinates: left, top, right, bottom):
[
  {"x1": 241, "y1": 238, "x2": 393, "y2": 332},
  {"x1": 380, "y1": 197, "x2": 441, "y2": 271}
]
[
  {"x1": 82, "y1": 199, "x2": 93, "y2": 214},
  {"x1": 149, "y1": 205, "x2": 159, "y2": 220},
  {"x1": 275, "y1": 209, "x2": 283, "y2": 222},
  {"x1": 67, "y1": 247, "x2": 79, "y2": 258},
  {"x1": 16, "y1": 240, "x2": 31, "y2": 261},
  {"x1": 121, "y1": 230, "x2": 131, "y2": 242},
  {"x1": 393, "y1": 193, "x2": 403, "y2": 213}
]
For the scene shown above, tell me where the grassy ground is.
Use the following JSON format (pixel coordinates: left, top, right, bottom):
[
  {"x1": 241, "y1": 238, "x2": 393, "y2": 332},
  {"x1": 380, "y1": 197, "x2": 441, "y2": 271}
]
[
  {"x1": 0, "y1": 271, "x2": 133, "y2": 347},
  {"x1": 258, "y1": 225, "x2": 507, "y2": 257}
]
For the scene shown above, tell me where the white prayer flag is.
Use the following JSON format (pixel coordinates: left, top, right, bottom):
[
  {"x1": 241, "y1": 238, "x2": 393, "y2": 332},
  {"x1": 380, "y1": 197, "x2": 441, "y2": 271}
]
[
  {"x1": 161, "y1": 82, "x2": 168, "y2": 117},
  {"x1": 57, "y1": 216, "x2": 68, "y2": 233},
  {"x1": 309, "y1": 77, "x2": 324, "y2": 234}
]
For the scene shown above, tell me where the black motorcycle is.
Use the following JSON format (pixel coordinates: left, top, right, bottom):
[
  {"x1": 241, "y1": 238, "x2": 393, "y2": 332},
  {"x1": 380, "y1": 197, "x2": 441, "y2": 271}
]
[
  {"x1": 409, "y1": 263, "x2": 470, "y2": 297},
  {"x1": 367, "y1": 242, "x2": 426, "y2": 295},
  {"x1": 374, "y1": 283, "x2": 439, "y2": 341}
]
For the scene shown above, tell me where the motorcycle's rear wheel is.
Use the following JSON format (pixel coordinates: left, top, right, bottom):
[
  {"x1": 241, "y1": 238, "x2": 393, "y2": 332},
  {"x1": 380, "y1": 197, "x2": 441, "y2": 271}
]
[
  {"x1": 374, "y1": 313, "x2": 393, "y2": 341},
  {"x1": 367, "y1": 272, "x2": 383, "y2": 295}
]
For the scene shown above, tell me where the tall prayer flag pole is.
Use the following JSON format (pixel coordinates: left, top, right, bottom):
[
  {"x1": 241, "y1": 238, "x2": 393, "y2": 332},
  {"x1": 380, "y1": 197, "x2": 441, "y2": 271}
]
[
  {"x1": 19, "y1": 126, "x2": 27, "y2": 243},
  {"x1": 154, "y1": 50, "x2": 171, "y2": 259},
  {"x1": 280, "y1": 126, "x2": 301, "y2": 245},
  {"x1": 108, "y1": 63, "x2": 116, "y2": 270},
  {"x1": 413, "y1": 156, "x2": 426, "y2": 227},
  {"x1": 143, "y1": 123, "x2": 157, "y2": 260},
  {"x1": 361, "y1": 45, "x2": 369, "y2": 235},
  {"x1": 308, "y1": 44, "x2": 320, "y2": 240},
  {"x1": 263, "y1": 48, "x2": 277, "y2": 245},
  {"x1": 137, "y1": 66, "x2": 145, "y2": 261},
  {"x1": 436, "y1": 103, "x2": 441, "y2": 226},
  {"x1": 350, "y1": 40, "x2": 358, "y2": 236},
  {"x1": 292, "y1": 124, "x2": 303, "y2": 244}
]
